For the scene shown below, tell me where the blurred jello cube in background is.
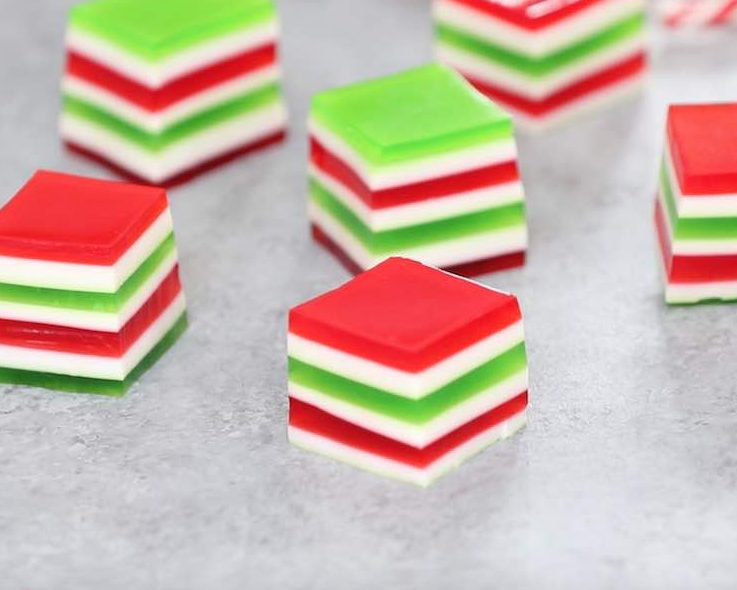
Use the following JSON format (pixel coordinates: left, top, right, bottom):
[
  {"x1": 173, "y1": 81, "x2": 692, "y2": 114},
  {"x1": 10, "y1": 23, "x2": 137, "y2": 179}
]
[
  {"x1": 433, "y1": 0, "x2": 649, "y2": 131},
  {"x1": 60, "y1": 0, "x2": 288, "y2": 186}
]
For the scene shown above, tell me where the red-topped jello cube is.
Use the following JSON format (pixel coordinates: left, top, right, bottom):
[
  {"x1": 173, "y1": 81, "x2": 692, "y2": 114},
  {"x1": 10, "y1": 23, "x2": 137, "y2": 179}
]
[
  {"x1": 656, "y1": 104, "x2": 737, "y2": 304},
  {"x1": 0, "y1": 170, "x2": 187, "y2": 395},
  {"x1": 288, "y1": 256, "x2": 528, "y2": 486}
]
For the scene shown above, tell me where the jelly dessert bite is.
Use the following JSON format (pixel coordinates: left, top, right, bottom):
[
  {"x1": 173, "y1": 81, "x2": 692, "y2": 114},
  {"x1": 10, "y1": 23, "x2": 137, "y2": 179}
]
[
  {"x1": 433, "y1": 0, "x2": 648, "y2": 130},
  {"x1": 0, "y1": 171, "x2": 187, "y2": 395},
  {"x1": 61, "y1": 0, "x2": 287, "y2": 186},
  {"x1": 656, "y1": 104, "x2": 737, "y2": 304},
  {"x1": 308, "y1": 64, "x2": 527, "y2": 278},
  {"x1": 288, "y1": 257, "x2": 528, "y2": 486}
]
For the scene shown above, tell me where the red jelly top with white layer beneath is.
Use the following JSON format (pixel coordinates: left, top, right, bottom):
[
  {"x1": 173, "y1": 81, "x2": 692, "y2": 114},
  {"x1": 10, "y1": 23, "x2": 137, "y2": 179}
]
[
  {"x1": 667, "y1": 103, "x2": 737, "y2": 196},
  {"x1": 0, "y1": 170, "x2": 168, "y2": 265},
  {"x1": 289, "y1": 257, "x2": 522, "y2": 372},
  {"x1": 447, "y1": 0, "x2": 608, "y2": 30}
]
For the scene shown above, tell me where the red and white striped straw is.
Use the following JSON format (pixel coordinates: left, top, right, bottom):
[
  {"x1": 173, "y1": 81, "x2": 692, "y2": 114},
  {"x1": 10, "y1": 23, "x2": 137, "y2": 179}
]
[{"x1": 662, "y1": 0, "x2": 737, "y2": 27}]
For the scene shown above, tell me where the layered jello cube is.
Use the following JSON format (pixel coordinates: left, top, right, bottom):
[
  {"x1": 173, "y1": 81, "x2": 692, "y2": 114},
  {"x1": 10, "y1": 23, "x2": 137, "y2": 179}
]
[
  {"x1": 288, "y1": 257, "x2": 528, "y2": 486},
  {"x1": 434, "y1": 0, "x2": 648, "y2": 130},
  {"x1": 656, "y1": 104, "x2": 737, "y2": 304},
  {"x1": 308, "y1": 64, "x2": 527, "y2": 277},
  {"x1": 61, "y1": 0, "x2": 287, "y2": 186},
  {"x1": 0, "y1": 171, "x2": 187, "y2": 395}
]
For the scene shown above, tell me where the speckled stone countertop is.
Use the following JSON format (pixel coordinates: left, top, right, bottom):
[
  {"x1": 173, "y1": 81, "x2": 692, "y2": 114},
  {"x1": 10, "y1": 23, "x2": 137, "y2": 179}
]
[{"x1": 0, "y1": 2, "x2": 736, "y2": 588}]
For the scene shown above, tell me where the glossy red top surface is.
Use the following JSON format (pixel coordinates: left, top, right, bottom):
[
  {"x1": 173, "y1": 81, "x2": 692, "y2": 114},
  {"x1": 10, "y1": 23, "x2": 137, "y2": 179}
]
[
  {"x1": 0, "y1": 170, "x2": 168, "y2": 265},
  {"x1": 289, "y1": 257, "x2": 522, "y2": 372},
  {"x1": 448, "y1": 0, "x2": 607, "y2": 30},
  {"x1": 667, "y1": 103, "x2": 737, "y2": 195}
]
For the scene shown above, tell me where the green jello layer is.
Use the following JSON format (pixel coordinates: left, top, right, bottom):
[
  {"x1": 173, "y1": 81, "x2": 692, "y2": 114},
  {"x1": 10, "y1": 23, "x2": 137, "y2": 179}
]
[
  {"x1": 309, "y1": 177, "x2": 525, "y2": 254},
  {"x1": 0, "y1": 313, "x2": 187, "y2": 396},
  {"x1": 288, "y1": 343, "x2": 527, "y2": 424},
  {"x1": 660, "y1": 164, "x2": 737, "y2": 241},
  {"x1": 0, "y1": 233, "x2": 175, "y2": 312},
  {"x1": 63, "y1": 83, "x2": 281, "y2": 153},
  {"x1": 311, "y1": 64, "x2": 513, "y2": 168},
  {"x1": 70, "y1": 0, "x2": 276, "y2": 62},
  {"x1": 436, "y1": 11, "x2": 645, "y2": 78}
]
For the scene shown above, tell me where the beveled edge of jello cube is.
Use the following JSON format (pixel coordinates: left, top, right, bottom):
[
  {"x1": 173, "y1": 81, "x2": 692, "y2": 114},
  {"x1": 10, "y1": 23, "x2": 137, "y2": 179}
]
[
  {"x1": 309, "y1": 64, "x2": 514, "y2": 169},
  {"x1": 288, "y1": 256, "x2": 521, "y2": 373},
  {"x1": 667, "y1": 103, "x2": 737, "y2": 196},
  {"x1": 68, "y1": 0, "x2": 277, "y2": 62}
]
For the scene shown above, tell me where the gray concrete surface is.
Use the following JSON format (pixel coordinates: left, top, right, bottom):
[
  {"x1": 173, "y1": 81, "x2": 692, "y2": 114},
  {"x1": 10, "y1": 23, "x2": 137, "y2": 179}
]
[{"x1": 0, "y1": 1, "x2": 736, "y2": 588}]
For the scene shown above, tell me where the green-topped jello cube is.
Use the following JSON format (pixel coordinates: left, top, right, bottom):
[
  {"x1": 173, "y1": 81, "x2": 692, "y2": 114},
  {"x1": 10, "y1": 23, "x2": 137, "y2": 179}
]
[
  {"x1": 61, "y1": 0, "x2": 287, "y2": 186},
  {"x1": 307, "y1": 63, "x2": 527, "y2": 277}
]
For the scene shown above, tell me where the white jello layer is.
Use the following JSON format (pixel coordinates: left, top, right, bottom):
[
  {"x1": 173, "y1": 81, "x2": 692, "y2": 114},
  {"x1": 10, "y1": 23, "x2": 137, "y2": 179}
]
[
  {"x1": 433, "y1": 0, "x2": 643, "y2": 56},
  {"x1": 309, "y1": 119, "x2": 518, "y2": 191},
  {"x1": 309, "y1": 164, "x2": 523, "y2": 231},
  {"x1": 66, "y1": 20, "x2": 279, "y2": 88},
  {"x1": 288, "y1": 410, "x2": 526, "y2": 487},
  {"x1": 63, "y1": 64, "x2": 281, "y2": 133},
  {"x1": 0, "y1": 209, "x2": 172, "y2": 293},
  {"x1": 61, "y1": 102, "x2": 287, "y2": 184},
  {"x1": 289, "y1": 369, "x2": 527, "y2": 448},
  {"x1": 657, "y1": 188, "x2": 737, "y2": 256},
  {"x1": 309, "y1": 201, "x2": 527, "y2": 271},
  {"x1": 665, "y1": 280, "x2": 737, "y2": 304},
  {"x1": 505, "y1": 72, "x2": 646, "y2": 132},
  {"x1": 0, "y1": 292, "x2": 185, "y2": 380},
  {"x1": 288, "y1": 319, "x2": 524, "y2": 399},
  {"x1": 436, "y1": 36, "x2": 645, "y2": 99},
  {"x1": 664, "y1": 143, "x2": 737, "y2": 218},
  {"x1": 0, "y1": 253, "x2": 178, "y2": 333}
]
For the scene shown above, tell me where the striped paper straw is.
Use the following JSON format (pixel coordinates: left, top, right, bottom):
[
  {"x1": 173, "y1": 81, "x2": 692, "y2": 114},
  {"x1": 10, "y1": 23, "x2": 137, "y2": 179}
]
[{"x1": 662, "y1": 0, "x2": 737, "y2": 27}]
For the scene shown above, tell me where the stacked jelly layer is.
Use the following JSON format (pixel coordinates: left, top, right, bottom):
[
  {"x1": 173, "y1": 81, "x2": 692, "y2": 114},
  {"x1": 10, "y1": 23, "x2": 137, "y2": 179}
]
[
  {"x1": 434, "y1": 0, "x2": 648, "y2": 130},
  {"x1": 0, "y1": 171, "x2": 187, "y2": 395},
  {"x1": 308, "y1": 64, "x2": 527, "y2": 277},
  {"x1": 656, "y1": 104, "x2": 737, "y2": 304},
  {"x1": 288, "y1": 257, "x2": 528, "y2": 487},
  {"x1": 61, "y1": 0, "x2": 287, "y2": 186}
]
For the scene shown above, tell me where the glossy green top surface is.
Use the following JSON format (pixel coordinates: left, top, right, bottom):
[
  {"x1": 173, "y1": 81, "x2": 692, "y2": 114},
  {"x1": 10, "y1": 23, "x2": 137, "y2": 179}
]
[
  {"x1": 310, "y1": 64, "x2": 513, "y2": 167},
  {"x1": 69, "y1": 0, "x2": 276, "y2": 61}
]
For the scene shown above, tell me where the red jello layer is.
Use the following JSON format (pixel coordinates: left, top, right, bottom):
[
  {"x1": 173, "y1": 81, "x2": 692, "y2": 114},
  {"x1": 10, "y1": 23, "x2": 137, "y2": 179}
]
[
  {"x1": 667, "y1": 104, "x2": 737, "y2": 196},
  {"x1": 289, "y1": 392, "x2": 528, "y2": 467},
  {"x1": 0, "y1": 266, "x2": 182, "y2": 356},
  {"x1": 465, "y1": 52, "x2": 646, "y2": 118},
  {"x1": 310, "y1": 138, "x2": 520, "y2": 209},
  {"x1": 65, "y1": 43, "x2": 277, "y2": 111},
  {"x1": 64, "y1": 130, "x2": 286, "y2": 188},
  {"x1": 0, "y1": 170, "x2": 167, "y2": 265},
  {"x1": 655, "y1": 198, "x2": 737, "y2": 283},
  {"x1": 293, "y1": 238, "x2": 523, "y2": 372},
  {"x1": 447, "y1": 0, "x2": 608, "y2": 31},
  {"x1": 447, "y1": 250, "x2": 526, "y2": 277},
  {"x1": 310, "y1": 224, "x2": 363, "y2": 275}
]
